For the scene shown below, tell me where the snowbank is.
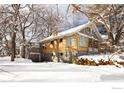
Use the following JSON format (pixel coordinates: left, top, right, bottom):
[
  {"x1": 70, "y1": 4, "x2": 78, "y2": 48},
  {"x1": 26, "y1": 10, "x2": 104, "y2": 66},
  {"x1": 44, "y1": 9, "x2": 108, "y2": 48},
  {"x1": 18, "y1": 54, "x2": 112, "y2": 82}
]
[{"x1": 79, "y1": 54, "x2": 124, "y2": 63}]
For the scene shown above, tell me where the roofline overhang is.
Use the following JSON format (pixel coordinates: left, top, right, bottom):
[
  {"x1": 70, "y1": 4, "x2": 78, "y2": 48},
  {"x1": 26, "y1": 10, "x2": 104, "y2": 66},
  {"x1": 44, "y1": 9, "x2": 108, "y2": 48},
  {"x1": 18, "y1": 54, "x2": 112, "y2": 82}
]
[
  {"x1": 77, "y1": 32, "x2": 98, "y2": 41},
  {"x1": 40, "y1": 21, "x2": 103, "y2": 44}
]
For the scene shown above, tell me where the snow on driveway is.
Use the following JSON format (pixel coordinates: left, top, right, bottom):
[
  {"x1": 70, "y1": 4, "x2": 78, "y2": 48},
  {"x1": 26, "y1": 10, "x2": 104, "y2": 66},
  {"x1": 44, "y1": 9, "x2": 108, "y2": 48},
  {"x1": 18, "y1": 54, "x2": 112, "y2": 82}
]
[{"x1": 0, "y1": 62, "x2": 124, "y2": 82}]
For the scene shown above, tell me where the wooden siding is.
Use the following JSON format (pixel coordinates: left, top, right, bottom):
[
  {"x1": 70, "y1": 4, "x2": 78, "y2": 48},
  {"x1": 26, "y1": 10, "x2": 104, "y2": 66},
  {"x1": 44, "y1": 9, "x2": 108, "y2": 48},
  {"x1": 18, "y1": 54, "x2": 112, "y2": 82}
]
[
  {"x1": 41, "y1": 33, "x2": 89, "y2": 53},
  {"x1": 42, "y1": 37, "x2": 66, "y2": 53}
]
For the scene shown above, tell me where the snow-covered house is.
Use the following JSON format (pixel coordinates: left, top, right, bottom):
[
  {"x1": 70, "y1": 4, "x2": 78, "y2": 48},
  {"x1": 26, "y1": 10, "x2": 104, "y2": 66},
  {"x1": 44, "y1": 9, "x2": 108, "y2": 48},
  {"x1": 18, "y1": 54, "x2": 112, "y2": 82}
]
[{"x1": 40, "y1": 21, "x2": 103, "y2": 62}]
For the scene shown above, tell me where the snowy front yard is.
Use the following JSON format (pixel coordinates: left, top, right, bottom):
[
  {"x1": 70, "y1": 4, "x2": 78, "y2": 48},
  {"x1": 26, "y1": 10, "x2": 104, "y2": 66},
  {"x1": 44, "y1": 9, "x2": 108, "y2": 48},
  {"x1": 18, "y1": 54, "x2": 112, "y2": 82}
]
[{"x1": 0, "y1": 56, "x2": 124, "y2": 82}]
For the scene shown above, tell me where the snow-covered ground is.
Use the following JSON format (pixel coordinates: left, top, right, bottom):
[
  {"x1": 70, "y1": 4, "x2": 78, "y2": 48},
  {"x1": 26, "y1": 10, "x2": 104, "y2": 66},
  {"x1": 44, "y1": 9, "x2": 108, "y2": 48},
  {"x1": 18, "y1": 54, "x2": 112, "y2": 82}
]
[
  {"x1": 0, "y1": 56, "x2": 32, "y2": 64},
  {"x1": 0, "y1": 56, "x2": 124, "y2": 82}
]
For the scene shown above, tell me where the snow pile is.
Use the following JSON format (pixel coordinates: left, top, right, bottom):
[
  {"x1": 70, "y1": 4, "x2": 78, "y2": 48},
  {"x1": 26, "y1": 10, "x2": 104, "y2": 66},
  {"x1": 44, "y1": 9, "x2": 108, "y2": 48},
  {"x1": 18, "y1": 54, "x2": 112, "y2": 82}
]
[
  {"x1": 0, "y1": 56, "x2": 32, "y2": 64},
  {"x1": 79, "y1": 54, "x2": 124, "y2": 63}
]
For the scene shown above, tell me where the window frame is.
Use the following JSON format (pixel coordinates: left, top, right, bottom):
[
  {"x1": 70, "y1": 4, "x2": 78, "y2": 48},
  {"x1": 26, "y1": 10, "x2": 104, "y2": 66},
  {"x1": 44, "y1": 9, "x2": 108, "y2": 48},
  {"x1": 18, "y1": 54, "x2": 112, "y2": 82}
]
[
  {"x1": 66, "y1": 36, "x2": 72, "y2": 47},
  {"x1": 78, "y1": 36, "x2": 89, "y2": 48}
]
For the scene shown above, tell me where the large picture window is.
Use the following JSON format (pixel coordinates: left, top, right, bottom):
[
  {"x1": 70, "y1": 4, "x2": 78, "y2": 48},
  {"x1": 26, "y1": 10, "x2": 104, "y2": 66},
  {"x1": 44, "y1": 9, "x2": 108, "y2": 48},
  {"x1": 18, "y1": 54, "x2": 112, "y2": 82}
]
[
  {"x1": 79, "y1": 36, "x2": 89, "y2": 47},
  {"x1": 66, "y1": 37, "x2": 72, "y2": 47}
]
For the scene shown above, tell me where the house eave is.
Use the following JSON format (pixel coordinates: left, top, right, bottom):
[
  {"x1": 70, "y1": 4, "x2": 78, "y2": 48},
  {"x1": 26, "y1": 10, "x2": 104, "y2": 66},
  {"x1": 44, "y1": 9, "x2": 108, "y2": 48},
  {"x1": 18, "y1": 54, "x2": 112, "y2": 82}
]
[{"x1": 40, "y1": 21, "x2": 103, "y2": 44}]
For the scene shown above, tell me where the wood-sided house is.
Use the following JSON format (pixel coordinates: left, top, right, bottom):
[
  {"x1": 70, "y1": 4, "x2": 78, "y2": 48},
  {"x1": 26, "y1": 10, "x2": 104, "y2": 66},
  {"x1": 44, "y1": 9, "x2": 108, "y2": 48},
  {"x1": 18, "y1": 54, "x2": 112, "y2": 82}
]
[{"x1": 40, "y1": 22, "x2": 103, "y2": 62}]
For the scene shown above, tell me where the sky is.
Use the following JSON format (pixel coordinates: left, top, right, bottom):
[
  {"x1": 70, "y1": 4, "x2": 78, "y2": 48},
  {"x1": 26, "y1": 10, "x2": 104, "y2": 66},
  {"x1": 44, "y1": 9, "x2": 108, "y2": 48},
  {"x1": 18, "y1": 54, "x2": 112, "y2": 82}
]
[
  {"x1": 44, "y1": 4, "x2": 88, "y2": 30},
  {"x1": 58, "y1": 4, "x2": 88, "y2": 26}
]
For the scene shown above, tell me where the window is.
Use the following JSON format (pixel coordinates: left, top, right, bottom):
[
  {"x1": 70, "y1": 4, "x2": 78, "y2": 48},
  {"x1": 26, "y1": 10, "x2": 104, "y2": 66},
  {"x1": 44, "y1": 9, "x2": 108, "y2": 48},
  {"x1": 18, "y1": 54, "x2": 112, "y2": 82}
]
[
  {"x1": 51, "y1": 41, "x2": 54, "y2": 44},
  {"x1": 60, "y1": 38, "x2": 63, "y2": 42},
  {"x1": 79, "y1": 36, "x2": 84, "y2": 47},
  {"x1": 79, "y1": 36, "x2": 89, "y2": 47},
  {"x1": 80, "y1": 27, "x2": 91, "y2": 35},
  {"x1": 60, "y1": 53, "x2": 63, "y2": 56},
  {"x1": 85, "y1": 27, "x2": 91, "y2": 35},
  {"x1": 66, "y1": 37, "x2": 72, "y2": 47}
]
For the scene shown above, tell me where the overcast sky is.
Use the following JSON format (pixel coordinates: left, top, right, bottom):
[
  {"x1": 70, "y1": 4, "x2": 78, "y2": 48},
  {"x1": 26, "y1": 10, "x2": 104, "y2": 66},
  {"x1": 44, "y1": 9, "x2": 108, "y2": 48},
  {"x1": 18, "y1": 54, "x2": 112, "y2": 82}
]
[
  {"x1": 51, "y1": 4, "x2": 88, "y2": 29},
  {"x1": 58, "y1": 4, "x2": 88, "y2": 25}
]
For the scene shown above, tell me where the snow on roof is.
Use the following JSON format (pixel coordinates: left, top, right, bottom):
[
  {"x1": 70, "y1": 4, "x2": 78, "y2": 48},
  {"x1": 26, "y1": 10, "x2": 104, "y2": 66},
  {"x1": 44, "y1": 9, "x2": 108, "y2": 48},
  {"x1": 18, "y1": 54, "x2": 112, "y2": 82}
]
[{"x1": 40, "y1": 21, "x2": 99, "y2": 43}]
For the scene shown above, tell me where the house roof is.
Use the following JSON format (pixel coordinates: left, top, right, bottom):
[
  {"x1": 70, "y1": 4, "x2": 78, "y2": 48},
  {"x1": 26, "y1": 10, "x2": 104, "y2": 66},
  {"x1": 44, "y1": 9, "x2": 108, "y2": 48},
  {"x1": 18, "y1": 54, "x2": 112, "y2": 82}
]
[{"x1": 40, "y1": 21, "x2": 102, "y2": 43}]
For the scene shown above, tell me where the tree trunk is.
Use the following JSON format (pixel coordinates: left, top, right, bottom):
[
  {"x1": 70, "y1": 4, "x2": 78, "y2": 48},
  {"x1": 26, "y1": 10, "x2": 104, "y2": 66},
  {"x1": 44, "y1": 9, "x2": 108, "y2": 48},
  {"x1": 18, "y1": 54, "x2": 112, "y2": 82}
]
[
  {"x1": 56, "y1": 40, "x2": 60, "y2": 62},
  {"x1": 11, "y1": 4, "x2": 20, "y2": 61},
  {"x1": 11, "y1": 32, "x2": 16, "y2": 61},
  {"x1": 22, "y1": 45, "x2": 26, "y2": 58},
  {"x1": 22, "y1": 30, "x2": 26, "y2": 58},
  {"x1": 109, "y1": 30, "x2": 121, "y2": 46},
  {"x1": 114, "y1": 33, "x2": 120, "y2": 45},
  {"x1": 108, "y1": 32, "x2": 115, "y2": 45}
]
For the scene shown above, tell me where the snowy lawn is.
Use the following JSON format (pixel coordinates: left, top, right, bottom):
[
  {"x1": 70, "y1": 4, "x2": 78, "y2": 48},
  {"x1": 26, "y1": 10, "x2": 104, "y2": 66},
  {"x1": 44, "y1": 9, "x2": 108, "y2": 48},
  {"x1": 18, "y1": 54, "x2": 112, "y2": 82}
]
[
  {"x1": 0, "y1": 56, "x2": 32, "y2": 64},
  {"x1": 0, "y1": 56, "x2": 124, "y2": 82}
]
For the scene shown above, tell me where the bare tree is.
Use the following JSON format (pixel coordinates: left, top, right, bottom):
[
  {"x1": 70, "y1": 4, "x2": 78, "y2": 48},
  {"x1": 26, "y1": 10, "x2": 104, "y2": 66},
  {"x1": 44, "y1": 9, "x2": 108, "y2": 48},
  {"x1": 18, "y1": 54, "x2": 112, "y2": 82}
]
[
  {"x1": 10, "y1": 4, "x2": 21, "y2": 61},
  {"x1": 17, "y1": 5, "x2": 35, "y2": 58},
  {"x1": 0, "y1": 4, "x2": 66, "y2": 60},
  {"x1": 0, "y1": 4, "x2": 20, "y2": 60},
  {"x1": 70, "y1": 4, "x2": 124, "y2": 46}
]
